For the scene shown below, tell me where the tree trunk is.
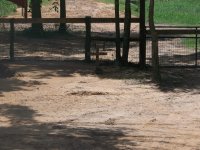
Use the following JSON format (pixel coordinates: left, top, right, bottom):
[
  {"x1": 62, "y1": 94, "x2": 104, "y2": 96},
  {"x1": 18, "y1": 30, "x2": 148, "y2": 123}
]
[
  {"x1": 122, "y1": 0, "x2": 131, "y2": 65},
  {"x1": 149, "y1": 0, "x2": 161, "y2": 81},
  {"x1": 115, "y1": 0, "x2": 121, "y2": 63},
  {"x1": 31, "y1": 0, "x2": 43, "y2": 34},
  {"x1": 59, "y1": 0, "x2": 67, "y2": 32}
]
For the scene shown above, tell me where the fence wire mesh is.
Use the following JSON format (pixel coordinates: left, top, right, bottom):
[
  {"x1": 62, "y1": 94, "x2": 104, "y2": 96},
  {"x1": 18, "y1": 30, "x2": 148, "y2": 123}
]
[{"x1": 146, "y1": 35, "x2": 200, "y2": 67}]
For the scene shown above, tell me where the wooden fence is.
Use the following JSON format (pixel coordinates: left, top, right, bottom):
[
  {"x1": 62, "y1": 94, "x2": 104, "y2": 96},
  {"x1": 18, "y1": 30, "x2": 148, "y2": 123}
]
[
  {"x1": 0, "y1": 17, "x2": 140, "y2": 61},
  {"x1": 1, "y1": 18, "x2": 199, "y2": 66}
]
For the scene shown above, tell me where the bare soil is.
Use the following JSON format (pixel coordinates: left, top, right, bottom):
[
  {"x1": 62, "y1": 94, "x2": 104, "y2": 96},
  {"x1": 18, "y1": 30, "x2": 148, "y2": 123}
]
[
  {"x1": 0, "y1": 0, "x2": 200, "y2": 149},
  {"x1": 0, "y1": 60, "x2": 200, "y2": 150}
]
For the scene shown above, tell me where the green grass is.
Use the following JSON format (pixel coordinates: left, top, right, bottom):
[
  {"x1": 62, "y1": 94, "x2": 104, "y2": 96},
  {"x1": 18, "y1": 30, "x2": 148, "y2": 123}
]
[
  {"x1": 0, "y1": 0, "x2": 17, "y2": 17},
  {"x1": 0, "y1": 0, "x2": 52, "y2": 17},
  {"x1": 98, "y1": 0, "x2": 200, "y2": 25},
  {"x1": 146, "y1": 0, "x2": 200, "y2": 25}
]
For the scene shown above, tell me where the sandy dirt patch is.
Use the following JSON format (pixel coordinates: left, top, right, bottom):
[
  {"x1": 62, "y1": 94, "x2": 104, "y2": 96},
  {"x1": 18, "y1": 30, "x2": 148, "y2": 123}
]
[
  {"x1": 0, "y1": 1, "x2": 200, "y2": 149},
  {"x1": 0, "y1": 60, "x2": 200, "y2": 149}
]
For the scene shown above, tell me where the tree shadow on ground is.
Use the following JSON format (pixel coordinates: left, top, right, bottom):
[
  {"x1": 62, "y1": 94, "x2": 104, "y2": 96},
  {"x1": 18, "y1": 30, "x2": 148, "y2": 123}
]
[
  {"x1": 0, "y1": 75, "x2": 46, "y2": 95},
  {"x1": 99, "y1": 65, "x2": 200, "y2": 93},
  {"x1": 0, "y1": 60, "x2": 199, "y2": 95},
  {"x1": 0, "y1": 104, "x2": 140, "y2": 150},
  {"x1": 0, "y1": 104, "x2": 197, "y2": 150},
  {"x1": 159, "y1": 68, "x2": 200, "y2": 93},
  {"x1": 158, "y1": 52, "x2": 200, "y2": 67}
]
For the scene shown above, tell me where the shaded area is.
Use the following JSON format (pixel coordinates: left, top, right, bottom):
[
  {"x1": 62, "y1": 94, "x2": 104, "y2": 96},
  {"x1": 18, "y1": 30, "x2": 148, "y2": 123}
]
[
  {"x1": 159, "y1": 68, "x2": 200, "y2": 92},
  {"x1": 0, "y1": 63, "x2": 15, "y2": 78},
  {"x1": 146, "y1": 38, "x2": 200, "y2": 67},
  {"x1": 158, "y1": 52, "x2": 200, "y2": 67},
  {"x1": 0, "y1": 60, "x2": 199, "y2": 95},
  {"x1": 0, "y1": 27, "x2": 138, "y2": 62},
  {"x1": 0, "y1": 104, "x2": 137, "y2": 150}
]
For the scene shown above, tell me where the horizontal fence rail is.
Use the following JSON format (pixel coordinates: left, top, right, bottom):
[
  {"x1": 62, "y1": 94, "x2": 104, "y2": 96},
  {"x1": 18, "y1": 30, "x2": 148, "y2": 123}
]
[
  {"x1": 0, "y1": 18, "x2": 140, "y2": 24},
  {"x1": 146, "y1": 29, "x2": 200, "y2": 35},
  {"x1": 146, "y1": 26, "x2": 200, "y2": 67}
]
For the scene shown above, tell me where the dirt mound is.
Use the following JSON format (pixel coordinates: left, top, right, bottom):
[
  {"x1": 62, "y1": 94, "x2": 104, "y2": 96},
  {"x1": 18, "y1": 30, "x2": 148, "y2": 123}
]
[{"x1": 0, "y1": 64, "x2": 15, "y2": 78}]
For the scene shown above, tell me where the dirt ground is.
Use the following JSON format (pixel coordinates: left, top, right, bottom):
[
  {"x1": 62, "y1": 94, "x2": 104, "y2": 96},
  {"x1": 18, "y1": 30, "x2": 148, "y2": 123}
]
[
  {"x1": 0, "y1": 60, "x2": 200, "y2": 150},
  {"x1": 0, "y1": 0, "x2": 200, "y2": 149}
]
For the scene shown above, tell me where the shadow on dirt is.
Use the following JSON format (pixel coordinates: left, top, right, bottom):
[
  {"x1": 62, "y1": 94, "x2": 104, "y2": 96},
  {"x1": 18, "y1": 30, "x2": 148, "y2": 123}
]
[
  {"x1": 0, "y1": 60, "x2": 199, "y2": 95},
  {"x1": 100, "y1": 65, "x2": 200, "y2": 93},
  {"x1": 0, "y1": 104, "x2": 139, "y2": 150},
  {"x1": 158, "y1": 52, "x2": 200, "y2": 67}
]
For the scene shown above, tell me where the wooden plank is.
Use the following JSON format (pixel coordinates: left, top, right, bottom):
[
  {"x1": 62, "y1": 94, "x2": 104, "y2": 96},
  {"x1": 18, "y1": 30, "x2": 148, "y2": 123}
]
[
  {"x1": 85, "y1": 16, "x2": 91, "y2": 62},
  {"x1": 10, "y1": 19, "x2": 15, "y2": 61},
  {"x1": 146, "y1": 25, "x2": 200, "y2": 28},
  {"x1": 92, "y1": 36, "x2": 140, "y2": 42},
  {"x1": 91, "y1": 18, "x2": 140, "y2": 23},
  {"x1": 0, "y1": 18, "x2": 140, "y2": 24},
  {"x1": 146, "y1": 29, "x2": 200, "y2": 35},
  {"x1": 115, "y1": 0, "x2": 121, "y2": 61},
  {"x1": 139, "y1": 0, "x2": 146, "y2": 67},
  {"x1": 91, "y1": 52, "x2": 107, "y2": 55}
]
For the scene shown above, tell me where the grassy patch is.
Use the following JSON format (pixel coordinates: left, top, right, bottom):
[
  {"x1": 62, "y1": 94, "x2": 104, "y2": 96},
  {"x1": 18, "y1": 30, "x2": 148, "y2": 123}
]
[
  {"x1": 98, "y1": 0, "x2": 200, "y2": 25},
  {"x1": 0, "y1": 0, "x2": 52, "y2": 17},
  {"x1": 145, "y1": 0, "x2": 200, "y2": 25},
  {"x1": 0, "y1": 0, "x2": 17, "y2": 17}
]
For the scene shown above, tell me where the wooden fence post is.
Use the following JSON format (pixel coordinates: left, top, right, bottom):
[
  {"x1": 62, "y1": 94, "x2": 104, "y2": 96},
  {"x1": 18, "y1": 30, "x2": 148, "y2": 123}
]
[
  {"x1": 139, "y1": 0, "x2": 146, "y2": 67},
  {"x1": 195, "y1": 27, "x2": 198, "y2": 67},
  {"x1": 24, "y1": 0, "x2": 28, "y2": 19},
  {"x1": 85, "y1": 16, "x2": 91, "y2": 62},
  {"x1": 10, "y1": 19, "x2": 15, "y2": 61},
  {"x1": 115, "y1": 0, "x2": 121, "y2": 62}
]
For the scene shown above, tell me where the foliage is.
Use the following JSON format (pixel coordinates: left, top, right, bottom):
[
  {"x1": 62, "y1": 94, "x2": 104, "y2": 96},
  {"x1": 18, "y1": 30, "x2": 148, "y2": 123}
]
[
  {"x1": 0, "y1": 0, "x2": 51, "y2": 17},
  {"x1": 0, "y1": 0, "x2": 17, "y2": 17}
]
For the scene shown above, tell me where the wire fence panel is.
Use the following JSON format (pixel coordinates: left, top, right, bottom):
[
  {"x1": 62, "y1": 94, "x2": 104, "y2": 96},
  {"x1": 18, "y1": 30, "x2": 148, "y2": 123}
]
[
  {"x1": 128, "y1": 42, "x2": 139, "y2": 63},
  {"x1": 146, "y1": 36, "x2": 200, "y2": 67}
]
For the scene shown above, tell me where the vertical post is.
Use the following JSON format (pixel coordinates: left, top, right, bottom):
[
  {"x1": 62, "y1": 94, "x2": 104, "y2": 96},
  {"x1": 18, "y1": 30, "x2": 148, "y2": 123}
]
[
  {"x1": 24, "y1": 0, "x2": 28, "y2": 19},
  {"x1": 115, "y1": 0, "x2": 121, "y2": 62},
  {"x1": 22, "y1": 8, "x2": 24, "y2": 17},
  {"x1": 96, "y1": 46, "x2": 100, "y2": 66},
  {"x1": 195, "y1": 27, "x2": 198, "y2": 67},
  {"x1": 10, "y1": 19, "x2": 15, "y2": 61},
  {"x1": 139, "y1": 0, "x2": 146, "y2": 67},
  {"x1": 85, "y1": 16, "x2": 91, "y2": 62}
]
